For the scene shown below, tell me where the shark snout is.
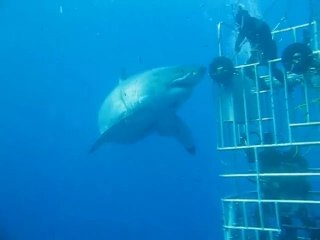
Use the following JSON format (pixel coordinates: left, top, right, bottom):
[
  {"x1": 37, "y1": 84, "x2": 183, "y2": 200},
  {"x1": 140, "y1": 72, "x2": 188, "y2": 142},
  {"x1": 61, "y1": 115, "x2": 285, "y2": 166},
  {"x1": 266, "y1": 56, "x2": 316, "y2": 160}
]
[{"x1": 187, "y1": 66, "x2": 206, "y2": 85}]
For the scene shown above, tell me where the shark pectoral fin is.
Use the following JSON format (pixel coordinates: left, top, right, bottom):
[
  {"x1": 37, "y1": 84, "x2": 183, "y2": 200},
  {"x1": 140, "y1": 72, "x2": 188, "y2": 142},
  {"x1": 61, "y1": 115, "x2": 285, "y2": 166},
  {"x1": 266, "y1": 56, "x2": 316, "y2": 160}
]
[
  {"x1": 156, "y1": 114, "x2": 196, "y2": 155},
  {"x1": 119, "y1": 67, "x2": 127, "y2": 82}
]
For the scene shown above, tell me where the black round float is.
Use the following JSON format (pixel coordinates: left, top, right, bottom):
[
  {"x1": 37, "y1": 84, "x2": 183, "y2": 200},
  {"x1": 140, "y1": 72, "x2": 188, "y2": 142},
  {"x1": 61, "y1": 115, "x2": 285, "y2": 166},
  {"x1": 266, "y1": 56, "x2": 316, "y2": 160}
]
[
  {"x1": 282, "y1": 42, "x2": 313, "y2": 74},
  {"x1": 209, "y1": 56, "x2": 234, "y2": 85}
]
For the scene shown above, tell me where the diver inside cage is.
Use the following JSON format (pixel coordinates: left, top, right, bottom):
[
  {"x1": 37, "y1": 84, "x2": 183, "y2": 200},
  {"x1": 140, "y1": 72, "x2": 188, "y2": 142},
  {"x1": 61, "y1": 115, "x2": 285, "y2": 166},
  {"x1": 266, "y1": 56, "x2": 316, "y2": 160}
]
[
  {"x1": 239, "y1": 132, "x2": 320, "y2": 240},
  {"x1": 232, "y1": 5, "x2": 320, "y2": 92},
  {"x1": 239, "y1": 132, "x2": 311, "y2": 200},
  {"x1": 234, "y1": 6, "x2": 285, "y2": 90}
]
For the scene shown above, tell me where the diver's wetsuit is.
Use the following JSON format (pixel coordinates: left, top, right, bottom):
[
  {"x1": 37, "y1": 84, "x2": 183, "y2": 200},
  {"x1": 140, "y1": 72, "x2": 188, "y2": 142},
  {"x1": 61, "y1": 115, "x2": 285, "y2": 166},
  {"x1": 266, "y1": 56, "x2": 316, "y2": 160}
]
[
  {"x1": 240, "y1": 132, "x2": 315, "y2": 240},
  {"x1": 235, "y1": 11, "x2": 284, "y2": 84}
]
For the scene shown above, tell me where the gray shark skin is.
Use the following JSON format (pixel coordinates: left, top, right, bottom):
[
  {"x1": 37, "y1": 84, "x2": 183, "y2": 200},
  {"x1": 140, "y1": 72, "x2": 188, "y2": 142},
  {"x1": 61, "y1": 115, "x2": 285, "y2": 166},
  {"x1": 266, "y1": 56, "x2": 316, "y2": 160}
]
[{"x1": 90, "y1": 65, "x2": 206, "y2": 154}]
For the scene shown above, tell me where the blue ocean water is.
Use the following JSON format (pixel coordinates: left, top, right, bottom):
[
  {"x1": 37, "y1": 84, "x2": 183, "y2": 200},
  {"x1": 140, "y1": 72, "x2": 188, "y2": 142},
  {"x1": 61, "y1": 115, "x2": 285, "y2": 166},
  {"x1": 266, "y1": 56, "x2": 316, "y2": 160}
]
[{"x1": 0, "y1": 0, "x2": 317, "y2": 239}]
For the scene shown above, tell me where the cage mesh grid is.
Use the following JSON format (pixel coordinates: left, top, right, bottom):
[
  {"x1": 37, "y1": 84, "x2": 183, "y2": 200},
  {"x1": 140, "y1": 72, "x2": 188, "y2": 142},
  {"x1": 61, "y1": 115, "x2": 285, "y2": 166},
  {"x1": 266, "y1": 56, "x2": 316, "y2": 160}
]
[{"x1": 216, "y1": 21, "x2": 320, "y2": 240}]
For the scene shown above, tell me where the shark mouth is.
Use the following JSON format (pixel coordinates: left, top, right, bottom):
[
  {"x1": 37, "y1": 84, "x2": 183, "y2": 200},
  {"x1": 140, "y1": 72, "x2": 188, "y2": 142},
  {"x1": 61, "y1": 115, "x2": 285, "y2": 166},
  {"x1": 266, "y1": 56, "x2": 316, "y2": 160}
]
[{"x1": 170, "y1": 72, "x2": 197, "y2": 88}]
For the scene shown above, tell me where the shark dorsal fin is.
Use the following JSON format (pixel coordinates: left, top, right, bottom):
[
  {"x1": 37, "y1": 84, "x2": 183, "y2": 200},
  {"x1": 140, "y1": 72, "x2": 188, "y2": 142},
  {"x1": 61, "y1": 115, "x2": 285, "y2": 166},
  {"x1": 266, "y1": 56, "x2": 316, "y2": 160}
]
[{"x1": 119, "y1": 67, "x2": 127, "y2": 84}]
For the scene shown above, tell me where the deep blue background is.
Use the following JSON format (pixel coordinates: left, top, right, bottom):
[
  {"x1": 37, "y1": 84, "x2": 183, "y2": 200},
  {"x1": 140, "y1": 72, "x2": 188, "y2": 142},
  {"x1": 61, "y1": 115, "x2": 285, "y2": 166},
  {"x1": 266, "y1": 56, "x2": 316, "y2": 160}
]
[{"x1": 0, "y1": 0, "x2": 314, "y2": 239}]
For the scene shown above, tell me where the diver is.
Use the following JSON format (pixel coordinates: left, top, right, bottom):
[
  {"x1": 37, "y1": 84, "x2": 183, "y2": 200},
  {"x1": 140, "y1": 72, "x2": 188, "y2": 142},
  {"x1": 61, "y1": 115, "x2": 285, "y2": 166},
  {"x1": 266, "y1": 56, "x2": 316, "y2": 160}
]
[
  {"x1": 234, "y1": 6, "x2": 284, "y2": 87},
  {"x1": 240, "y1": 132, "x2": 316, "y2": 240},
  {"x1": 240, "y1": 132, "x2": 310, "y2": 200}
]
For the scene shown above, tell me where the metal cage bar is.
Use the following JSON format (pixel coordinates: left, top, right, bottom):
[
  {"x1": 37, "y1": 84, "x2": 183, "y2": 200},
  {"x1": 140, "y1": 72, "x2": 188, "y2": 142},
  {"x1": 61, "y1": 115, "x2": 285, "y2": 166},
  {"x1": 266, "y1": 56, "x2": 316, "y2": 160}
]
[{"x1": 217, "y1": 20, "x2": 320, "y2": 240}]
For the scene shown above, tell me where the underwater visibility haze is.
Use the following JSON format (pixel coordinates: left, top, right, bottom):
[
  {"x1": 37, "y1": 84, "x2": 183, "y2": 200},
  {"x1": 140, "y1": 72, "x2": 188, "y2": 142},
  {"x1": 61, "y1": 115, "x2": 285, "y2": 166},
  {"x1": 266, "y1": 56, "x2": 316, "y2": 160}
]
[{"x1": 0, "y1": 0, "x2": 316, "y2": 239}]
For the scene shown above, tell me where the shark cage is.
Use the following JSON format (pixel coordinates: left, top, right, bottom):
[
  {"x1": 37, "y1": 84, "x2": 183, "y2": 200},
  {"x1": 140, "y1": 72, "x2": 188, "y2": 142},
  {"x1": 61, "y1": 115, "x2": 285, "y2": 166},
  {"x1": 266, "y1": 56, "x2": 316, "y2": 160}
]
[{"x1": 209, "y1": 7, "x2": 320, "y2": 240}]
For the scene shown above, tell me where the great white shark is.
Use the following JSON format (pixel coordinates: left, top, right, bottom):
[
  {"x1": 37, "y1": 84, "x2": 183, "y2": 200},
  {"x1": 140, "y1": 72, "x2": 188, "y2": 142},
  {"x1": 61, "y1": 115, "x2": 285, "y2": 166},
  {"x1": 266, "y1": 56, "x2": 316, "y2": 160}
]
[{"x1": 89, "y1": 65, "x2": 206, "y2": 154}]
